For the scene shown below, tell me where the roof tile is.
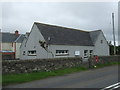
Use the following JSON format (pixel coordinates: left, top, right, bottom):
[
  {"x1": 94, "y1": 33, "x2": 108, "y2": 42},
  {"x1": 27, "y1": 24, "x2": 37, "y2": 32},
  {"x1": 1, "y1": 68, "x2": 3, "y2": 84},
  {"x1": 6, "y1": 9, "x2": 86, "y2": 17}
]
[{"x1": 35, "y1": 22, "x2": 94, "y2": 46}]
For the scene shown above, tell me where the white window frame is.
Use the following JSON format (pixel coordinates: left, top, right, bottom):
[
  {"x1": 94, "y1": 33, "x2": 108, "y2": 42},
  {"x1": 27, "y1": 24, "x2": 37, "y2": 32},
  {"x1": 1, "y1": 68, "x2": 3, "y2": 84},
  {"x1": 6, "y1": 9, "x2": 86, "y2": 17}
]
[
  {"x1": 28, "y1": 50, "x2": 37, "y2": 56},
  {"x1": 89, "y1": 50, "x2": 93, "y2": 56},
  {"x1": 56, "y1": 50, "x2": 69, "y2": 56},
  {"x1": 23, "y1": 51, "x2": 26, "y2": 55},
  {"x1": 84, "y1": 50, "x2": 88, "y2": 58}
]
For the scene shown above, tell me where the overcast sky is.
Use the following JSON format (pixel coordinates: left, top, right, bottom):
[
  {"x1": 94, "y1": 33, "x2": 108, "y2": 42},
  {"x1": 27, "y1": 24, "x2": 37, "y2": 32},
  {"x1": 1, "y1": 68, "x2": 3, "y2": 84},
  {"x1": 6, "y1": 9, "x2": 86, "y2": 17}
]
[{"x1": 0, "y1": 1, "x2": 119, "y2": 45}]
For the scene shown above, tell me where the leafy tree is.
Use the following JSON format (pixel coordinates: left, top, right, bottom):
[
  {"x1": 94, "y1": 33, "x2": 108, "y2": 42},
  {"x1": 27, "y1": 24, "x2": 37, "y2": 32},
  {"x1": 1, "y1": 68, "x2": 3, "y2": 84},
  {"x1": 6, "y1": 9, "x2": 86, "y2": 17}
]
[
  {"x1": 116, "y1": 45, "x2": 120, "y2": 55},
  {"x1": 109, "y1": 45, "x2": 114, "y2": 55},
  {"x1": 109, "y1": 45, "x2": 120, "y2": 55}
]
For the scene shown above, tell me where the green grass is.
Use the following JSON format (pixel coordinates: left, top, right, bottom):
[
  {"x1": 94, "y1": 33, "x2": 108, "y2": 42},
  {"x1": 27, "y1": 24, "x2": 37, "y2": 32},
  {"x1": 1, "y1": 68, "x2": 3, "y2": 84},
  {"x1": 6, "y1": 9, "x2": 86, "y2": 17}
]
[
  {"x1": 2, "y1": 61, "x2": 119, "y2": 86},
  {"x1": 95, "y1": 61, "x2": 120, "y2": 68},
  {"x1": 2, "y1": 66, "x2": 87, "y2": 86},
  {"x1": 0, "y1": 75, "x2": 2, "y2": 85}
]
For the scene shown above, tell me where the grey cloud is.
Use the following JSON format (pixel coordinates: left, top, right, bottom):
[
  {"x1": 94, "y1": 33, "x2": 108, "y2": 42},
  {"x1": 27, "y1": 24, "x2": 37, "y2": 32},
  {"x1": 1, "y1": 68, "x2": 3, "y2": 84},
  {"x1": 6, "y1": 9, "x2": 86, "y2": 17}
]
[{"x1": 1, "y1": 2, "x2": 118, "y2": 45}]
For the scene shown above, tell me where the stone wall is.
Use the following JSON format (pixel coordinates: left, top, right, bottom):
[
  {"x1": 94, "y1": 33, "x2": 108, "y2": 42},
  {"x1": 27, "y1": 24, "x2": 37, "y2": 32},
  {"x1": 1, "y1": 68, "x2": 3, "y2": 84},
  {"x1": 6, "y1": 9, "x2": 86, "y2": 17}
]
[
  {"x1": 2, "y1": 57, "x2": 82, "y2": 74},
  {"x1": 2, "y1": 56, "x2": 119, "y2": 74},
  {"x1": 87, "y1": 55, "x2": 119, "y2": 68},
  {"x1": 98, "y1": 55, "x2": 119, "y2": 63}
]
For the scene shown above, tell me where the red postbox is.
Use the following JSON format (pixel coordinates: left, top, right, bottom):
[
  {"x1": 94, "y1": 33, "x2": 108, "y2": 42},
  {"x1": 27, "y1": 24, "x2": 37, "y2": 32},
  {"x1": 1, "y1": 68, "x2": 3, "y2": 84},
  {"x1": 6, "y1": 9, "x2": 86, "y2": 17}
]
[{"x1": 95, "y1": 56, "x2": 99, "y2": 62}]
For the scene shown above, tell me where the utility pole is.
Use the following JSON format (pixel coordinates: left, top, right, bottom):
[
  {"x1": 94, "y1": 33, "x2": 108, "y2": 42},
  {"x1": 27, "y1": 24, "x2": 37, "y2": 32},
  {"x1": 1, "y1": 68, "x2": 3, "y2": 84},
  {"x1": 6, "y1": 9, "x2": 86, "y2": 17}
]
[{"x1": 112, "y1": 13, "x2": 116, "y2": 55}]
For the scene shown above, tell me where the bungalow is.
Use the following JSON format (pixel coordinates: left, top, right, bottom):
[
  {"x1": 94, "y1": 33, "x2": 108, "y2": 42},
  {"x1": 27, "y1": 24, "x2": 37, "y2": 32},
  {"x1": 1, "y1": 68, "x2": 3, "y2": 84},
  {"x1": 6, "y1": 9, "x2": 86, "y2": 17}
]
[
  {"x1": 20, "y1": 22, "x2": 109, "y2": 60},
  {"x1": 1, "y1": 30, "x2": 24, "y2": 60}
]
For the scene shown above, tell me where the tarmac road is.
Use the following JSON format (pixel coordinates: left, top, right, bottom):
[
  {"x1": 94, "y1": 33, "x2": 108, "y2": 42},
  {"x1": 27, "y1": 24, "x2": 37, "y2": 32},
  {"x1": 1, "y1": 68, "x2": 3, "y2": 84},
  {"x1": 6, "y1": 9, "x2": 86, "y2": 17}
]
[{"x1": 3, "y1": 65, "x2": 119, "y2": 88}]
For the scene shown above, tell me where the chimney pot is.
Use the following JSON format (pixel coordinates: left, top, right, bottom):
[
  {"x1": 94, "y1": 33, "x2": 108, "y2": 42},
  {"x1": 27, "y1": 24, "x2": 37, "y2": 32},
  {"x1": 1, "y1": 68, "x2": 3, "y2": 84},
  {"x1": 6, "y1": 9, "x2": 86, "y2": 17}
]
[{"x1": 15, "y1": 30, "x2": 19, "y2": 35}]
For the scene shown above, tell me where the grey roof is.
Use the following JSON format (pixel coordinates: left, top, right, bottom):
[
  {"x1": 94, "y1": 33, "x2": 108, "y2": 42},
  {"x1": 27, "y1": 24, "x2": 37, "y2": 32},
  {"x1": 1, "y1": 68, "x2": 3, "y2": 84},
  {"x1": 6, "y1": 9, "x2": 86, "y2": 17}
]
[
  {"x1": 35, "y1": 22, "x2": 94, "y2": 46},
  {"x1": 15, "y1": 34, "x2": 25, "y2": 43},
  {"x1": 2, "y1": 32, "x2": 24, "y2": 43},
  {"x1": 89, "y1": 30, "x2": 101, "y2": 44}
]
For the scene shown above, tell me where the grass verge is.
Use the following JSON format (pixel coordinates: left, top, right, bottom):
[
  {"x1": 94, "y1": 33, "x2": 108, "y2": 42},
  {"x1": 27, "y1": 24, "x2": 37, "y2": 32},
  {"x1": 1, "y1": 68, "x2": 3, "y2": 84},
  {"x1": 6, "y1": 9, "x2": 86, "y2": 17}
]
[
  {"x1": 2, "y1": 61, "x2": 119, "y2": 86},
  {"x1": 95, "y1": 61, "x2": 120, "y2": 68},
  {"x1": 2, "y1": 66, "x2": 87, "y2": 86}
]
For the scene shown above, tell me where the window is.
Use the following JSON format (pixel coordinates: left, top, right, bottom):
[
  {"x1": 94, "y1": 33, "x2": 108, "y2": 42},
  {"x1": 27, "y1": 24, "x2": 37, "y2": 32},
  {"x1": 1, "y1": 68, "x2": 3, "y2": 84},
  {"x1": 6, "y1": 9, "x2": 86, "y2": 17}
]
[
  {"x1": 56, "y1": 50, "x2": 69, "y2": 56},
  {"x1": 84, "y1": 50, "x2": 88, "y2": 58},
  {"x1": 101, "y1": 40, "x2": 103, "y2": 44},
  {"x1": 28, "y1": 50, "x2": 36, "y2": 56},
  {"x1": 89, "y1": 50, "x2": 93, "y2": 56},
  {"x1": 23, "y1": 51, "x2": 25, "y2": 55},
  {"x1": 75, "y1": 51, "x2": 80, "y2": 56}
]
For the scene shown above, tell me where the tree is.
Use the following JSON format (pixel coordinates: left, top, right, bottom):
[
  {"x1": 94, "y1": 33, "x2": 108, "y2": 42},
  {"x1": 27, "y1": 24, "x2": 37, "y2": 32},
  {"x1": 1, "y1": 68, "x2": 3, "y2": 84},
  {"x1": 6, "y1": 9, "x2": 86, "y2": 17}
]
[
  {"x1": 109, "y1": 45, "x2": 120, "y2": 55},
  {"x1": 109, "y1": 45, "x2": 114, "y2": 55},
  {"x1": 116, "y1": 45, "x2": 120, "y2": 55}
]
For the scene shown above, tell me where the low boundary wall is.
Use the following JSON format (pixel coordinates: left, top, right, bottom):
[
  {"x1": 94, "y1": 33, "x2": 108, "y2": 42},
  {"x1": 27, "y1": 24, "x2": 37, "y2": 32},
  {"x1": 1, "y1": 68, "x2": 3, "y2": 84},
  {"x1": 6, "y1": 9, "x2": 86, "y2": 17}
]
[
  {"x1": 2, "y1": 56, "x2": 119, "y2": 74},
  {"x1": 2, "y1": 57, "x2": 82, "y2": 74}
]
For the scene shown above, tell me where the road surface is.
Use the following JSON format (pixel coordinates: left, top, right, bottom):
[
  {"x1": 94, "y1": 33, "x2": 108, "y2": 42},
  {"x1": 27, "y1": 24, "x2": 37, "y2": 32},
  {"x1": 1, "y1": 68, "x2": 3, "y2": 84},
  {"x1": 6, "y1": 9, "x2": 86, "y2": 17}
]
[{"x1": 3, "y1": 65, "x2": 119, "y2": 88}]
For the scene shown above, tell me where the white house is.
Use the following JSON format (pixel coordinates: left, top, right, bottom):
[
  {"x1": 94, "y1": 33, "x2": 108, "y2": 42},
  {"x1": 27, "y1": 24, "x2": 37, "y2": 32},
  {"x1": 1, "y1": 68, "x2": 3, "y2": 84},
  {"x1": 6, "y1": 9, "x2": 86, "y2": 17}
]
[
  {"x1": 1, "y1": 30, "x2": 24, "y2": 59},
  {"x1": 20, "y1": 22, "x2": 109, "y2": 60}
]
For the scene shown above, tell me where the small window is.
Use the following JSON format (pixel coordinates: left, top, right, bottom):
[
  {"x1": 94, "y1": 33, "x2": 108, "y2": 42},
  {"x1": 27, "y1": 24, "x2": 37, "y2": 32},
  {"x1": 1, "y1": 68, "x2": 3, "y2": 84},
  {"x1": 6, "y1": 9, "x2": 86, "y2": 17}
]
[
  {"x1": 84, "y1": 50, "x2": 88, "y2": 58},
  {"x1": 23, "y1": 51, "x2": 25, "y2": 55},
  {"x1": 75, "y1": 51, "x2": 80, "y2": 55},
  {"x1": 28, "y1": 50, "x2": 36, "y2": 56},
  {"x1": 56, "y1": 50, "x2": 69, "y2": 56},
  {"x1": 101, "y1": 40, "x2": 103, "y2": 44},
  {"x1": 89, "y1": 50, "x2": 93, "y2": 56}
]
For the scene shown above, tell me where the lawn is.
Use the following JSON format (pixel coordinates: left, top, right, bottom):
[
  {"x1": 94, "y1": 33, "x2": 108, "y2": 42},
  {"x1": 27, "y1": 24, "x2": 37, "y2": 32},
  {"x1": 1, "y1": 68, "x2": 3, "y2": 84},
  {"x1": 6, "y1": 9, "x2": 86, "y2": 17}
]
[{"x1": 2, "y1": 61, "x2": 119, "y2": 86}]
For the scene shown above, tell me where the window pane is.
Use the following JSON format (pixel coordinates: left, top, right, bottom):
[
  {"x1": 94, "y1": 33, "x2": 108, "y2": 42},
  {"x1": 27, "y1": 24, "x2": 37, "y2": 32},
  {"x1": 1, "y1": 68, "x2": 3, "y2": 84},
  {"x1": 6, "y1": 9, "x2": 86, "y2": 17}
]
[
  {"x1": 101, "y1": 40, "x2": 103, "y2": 43},
  {"x1": 28, "y1": 50, "x2": 36, "y2": 56},
  {"x1": 90, "y1": 50, "x2": 93, "y2": 53},
  {"x1": 56, "y1": 50, "x2": 68, "y2": 55},
  {"x1": 23, "y1": 51, "x2": 25, "y2": 55},
  {"x1": 84, "y1": 50, "x2": 88, "y2": 56}
]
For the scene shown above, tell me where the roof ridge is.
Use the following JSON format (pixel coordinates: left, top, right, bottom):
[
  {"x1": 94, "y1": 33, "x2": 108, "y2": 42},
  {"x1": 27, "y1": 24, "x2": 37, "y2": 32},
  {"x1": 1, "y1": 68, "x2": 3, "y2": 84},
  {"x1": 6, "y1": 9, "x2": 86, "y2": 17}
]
[
  {"x1": 2, "y1": 32, "x2": 24, "y2": 35},
  {"x1": 89, "y1": 30, "x2": 102, "y2": 32},
  {"x1": 34, "y1": 22, "x2": 89, "y2": 33},
  {"x1": 2, "y1": 32, "x2": 17, "y2": 35}
]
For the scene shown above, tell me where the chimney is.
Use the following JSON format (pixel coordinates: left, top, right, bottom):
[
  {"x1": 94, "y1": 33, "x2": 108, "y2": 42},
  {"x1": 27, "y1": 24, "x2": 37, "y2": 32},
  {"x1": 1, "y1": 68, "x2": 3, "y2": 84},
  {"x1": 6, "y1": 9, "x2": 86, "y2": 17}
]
[{"x1": 15, "y1": 30, "x2": 19, "y2": 35}]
